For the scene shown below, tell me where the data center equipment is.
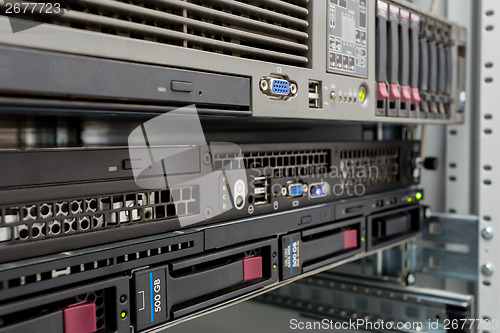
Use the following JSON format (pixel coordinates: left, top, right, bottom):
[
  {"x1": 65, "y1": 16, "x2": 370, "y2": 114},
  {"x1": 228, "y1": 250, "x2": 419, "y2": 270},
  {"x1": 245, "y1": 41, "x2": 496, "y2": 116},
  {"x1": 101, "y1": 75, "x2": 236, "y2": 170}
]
[
  {"x1": 0, "y1": 185, "x2": 426, "y2": 333},
  {"x1": 0, "y1": 140, "x2": 426, "y2": 262},
  {"x1": 0, "y1": 0, "x2": 473, "y2": 332},
  {"x1": 0, "y1": 0, "x2": 466, "y2": 124}
]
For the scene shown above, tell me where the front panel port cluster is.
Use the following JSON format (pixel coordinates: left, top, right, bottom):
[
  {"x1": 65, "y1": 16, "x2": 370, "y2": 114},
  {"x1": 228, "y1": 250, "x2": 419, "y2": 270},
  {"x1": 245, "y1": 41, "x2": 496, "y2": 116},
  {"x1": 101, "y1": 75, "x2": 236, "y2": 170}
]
[
  {"x1": 309, "y1": 182, "x2": 329, "y2": 198},
  {"x1": 281, "y1": 182, "x2": 308, "y2": 198},
  {"x1": 308, "y1": 80, "x2": 322, "y2": 109},
  {"x1": 259, "y1": 75, "x2": 298, "y2": 100}
]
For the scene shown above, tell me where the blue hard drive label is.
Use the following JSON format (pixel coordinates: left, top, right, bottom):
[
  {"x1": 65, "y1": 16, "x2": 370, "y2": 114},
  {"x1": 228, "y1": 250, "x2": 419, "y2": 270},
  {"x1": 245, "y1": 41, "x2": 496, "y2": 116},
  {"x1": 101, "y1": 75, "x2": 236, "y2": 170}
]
[
  {"x1": 135, "y1": 268, "x2": 167, "y2": 328},
  {"x1": 281, "y1": 234, "x2": 301, "y2": 280}
]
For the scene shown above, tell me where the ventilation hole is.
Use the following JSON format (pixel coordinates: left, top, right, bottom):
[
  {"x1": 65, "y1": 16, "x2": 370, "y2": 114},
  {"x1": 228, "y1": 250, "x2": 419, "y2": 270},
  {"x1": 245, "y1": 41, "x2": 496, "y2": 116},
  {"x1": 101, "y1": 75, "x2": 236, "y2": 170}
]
[
  {"x1": 80, "y1": 218, "x2": 90, "y2": 230},
  {"x1": 485, "y1": 77, "x2": 494, "y2": 83},
  {"x1": 486, "y1": 10, "x2": 494, "y2": 16},
  {"x1": 484, "y1": 165, "x2": 492, "y2": 171},
  {"x1": 19, "y1": 228, "x2": 30, "y2": 240},
  {"x1": 96, "y1": 319, "x2": 105, "y2": 329},
  {"x1": 87, "y1": 293, "x2": 96, "y2": 302},
  {"x1": 51, "y1": 223, "x2": 61, "y2": 234},
  {"x1": 449, "y1": 129, "x2": 457, "y2": 135},
  {"x1": 40, "y1": 204, "x2": 51, "y2": 217},
  {"x1": 485, "y1": 129, "x2": 493, "y2": 134},
  {"x1": 96, "y1": 307, "x2": 104, "y2": 317},
  {"x1": 485, "y1": 114, "x2": 493, "y2": 120},
  {"x1": 449, "y1": 163, "x2": 457, "y2": 168},
  {"x1": 486, "y1": 25, "x2": 494, "y2": 31},
  {"x1": 484, "y1": 179, "x2": 492, "y2": 185},
  {"x1": 485, "y1": 62, "x2": 494, "y2": 68},
  {"x1": 484, "y1": 215, "x2": 492, "y2": 221}
]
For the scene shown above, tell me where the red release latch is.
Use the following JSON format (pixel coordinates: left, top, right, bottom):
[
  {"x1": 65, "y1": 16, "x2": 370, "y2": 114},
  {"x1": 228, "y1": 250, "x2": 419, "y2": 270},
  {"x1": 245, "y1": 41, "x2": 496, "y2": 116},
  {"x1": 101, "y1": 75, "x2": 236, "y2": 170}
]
[
  {"x1": 343, "y1": 229, "x2": 358, "y2": 249},
  {"x1": 242, "y1": 255, "x2": 263, "y2": 281},
  {"x1": 401, "y1": 85, "x2": 412, "y2": 101},
  {"x1": 377, "y1": 82, "x2": 389, "y2": 100},
  {"x1": 63, "y1": 300, "x2": 96, "y2": 333},
  {"x1": 411, "y1": 87, "x2": 422, "y2": 103},
  {"x1": 389, "y1": 83, "x2": 401, "y2": 101}
]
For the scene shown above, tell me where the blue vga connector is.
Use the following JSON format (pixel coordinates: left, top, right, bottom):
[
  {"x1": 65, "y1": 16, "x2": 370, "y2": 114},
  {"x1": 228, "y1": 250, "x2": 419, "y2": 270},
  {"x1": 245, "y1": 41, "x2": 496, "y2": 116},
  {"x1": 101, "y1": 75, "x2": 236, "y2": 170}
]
[
  {"x1": 260, "y1": 75, "x2": 298, "y2": 100},
  {"x1": 271, "y1": 79, "x2": 290, "y2": 95}
]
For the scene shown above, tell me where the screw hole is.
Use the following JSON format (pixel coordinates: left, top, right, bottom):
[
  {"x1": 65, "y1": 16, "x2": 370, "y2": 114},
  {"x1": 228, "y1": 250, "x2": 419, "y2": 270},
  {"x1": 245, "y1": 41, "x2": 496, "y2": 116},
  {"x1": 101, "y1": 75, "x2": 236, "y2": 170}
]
[
  {"x1": 449, "y1": 163, "x2": 457, "y2": 168},
  {"x1": 484, "y1": 165, "x2": 493, "y2": 171},
  {"x1": 484, "y1": 179, "x2": 493, "y2": 185},
  {"x1": 485, "y1": 62, "x2": 494, "y2": 68},
  {"x1": 485, "y1": 114, "x2": 493, "y2": 120},
  {"x1": 449, "y1": 176, "x2": 457, "y2": 182},
  {"x1": 485, "y1": 129, "x2": 493, "y2": 135},
  {"x1": 485, "y1": 77, "x2": 494, "y2": 83},
  {"x1": 486, "y1": 25, "x2": 494, "y2": 31},
  {"x1": 449, "y1": 129, "x2": 457, "y2": 135},
  {"x1": 484, "y1": 215, "x2": 492, "y2": 222},
  {"x1": 486, "y1": 10, "x2": 495, "y2": 16}
]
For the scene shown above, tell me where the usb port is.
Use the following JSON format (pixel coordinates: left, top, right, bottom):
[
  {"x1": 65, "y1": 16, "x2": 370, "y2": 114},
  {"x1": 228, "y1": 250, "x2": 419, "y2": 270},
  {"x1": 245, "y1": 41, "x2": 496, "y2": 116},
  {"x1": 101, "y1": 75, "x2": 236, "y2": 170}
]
[
  {"x1": 308, "y1": 80, "x2": 322, "y2": 109},
  {"x1": 254, "y1": 176, "x2": 270, "y2": 205}
]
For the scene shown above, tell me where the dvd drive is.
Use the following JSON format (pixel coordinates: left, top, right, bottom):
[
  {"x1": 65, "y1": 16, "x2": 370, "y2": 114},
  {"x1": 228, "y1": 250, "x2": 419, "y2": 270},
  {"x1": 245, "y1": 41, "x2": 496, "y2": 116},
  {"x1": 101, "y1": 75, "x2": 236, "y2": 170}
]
[{"x1": 0, "y1": 46, "x2": 250, "y2": 111}]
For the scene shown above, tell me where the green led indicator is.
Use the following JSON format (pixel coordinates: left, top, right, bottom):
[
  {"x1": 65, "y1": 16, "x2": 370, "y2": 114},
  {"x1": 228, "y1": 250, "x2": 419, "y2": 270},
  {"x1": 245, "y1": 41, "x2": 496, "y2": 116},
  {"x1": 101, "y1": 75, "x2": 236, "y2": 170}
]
[
  {"x1": 415, "y1": 192, "x2": 422, "y2": 200},
  {"x1": 120, "y1": 311, "x2": 127, "y2": 319},
  {"x1": 273, "y1": 264, "x2": 277, "y2": 270},
  {"x1": 407, "y1": 197, "x2": 412, "y2": 203}
]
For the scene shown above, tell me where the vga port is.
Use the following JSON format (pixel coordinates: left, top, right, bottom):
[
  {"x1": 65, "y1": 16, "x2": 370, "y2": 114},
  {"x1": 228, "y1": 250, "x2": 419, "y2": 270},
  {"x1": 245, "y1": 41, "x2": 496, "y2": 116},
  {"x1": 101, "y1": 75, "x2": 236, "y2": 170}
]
[
  {"x1": 281, "y1": 182, "x2": 307, "y2": 198},
  {"x1": 289, "y1": 183, "x2": 304, "y2": 197},
  {"x1": 260, "y1": 75, "x2": 298, "y2": 100},
  {"x1": 271, "y1": 79, "x2": 290, "y2": 95}
]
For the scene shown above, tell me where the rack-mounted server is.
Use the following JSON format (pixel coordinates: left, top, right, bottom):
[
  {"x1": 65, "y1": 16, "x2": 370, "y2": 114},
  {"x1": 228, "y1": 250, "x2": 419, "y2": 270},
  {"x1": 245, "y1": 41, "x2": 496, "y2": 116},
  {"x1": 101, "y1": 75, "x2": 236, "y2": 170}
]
[
  {"x1": 0, "y1": 187, "x2": 425, "y2": 333},
  {"x1": 0, "y1": 0, "x2": 466, "y2": 124},
  {"x1": 0, "y1": 140, "x2": 422, "y2": 261}
]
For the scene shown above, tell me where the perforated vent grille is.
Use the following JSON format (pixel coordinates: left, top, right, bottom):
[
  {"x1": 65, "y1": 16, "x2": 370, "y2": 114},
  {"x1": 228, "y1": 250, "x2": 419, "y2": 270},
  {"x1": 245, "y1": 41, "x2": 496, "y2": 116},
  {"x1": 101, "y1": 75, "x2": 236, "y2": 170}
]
[
  {"x1": 340, "y1": 148, "x2": 400, "y2": 188},
  {"x1": 214, "y1": 149, "x2": 330, "y2": 178},
  {"x1": 3, "y1": 0, "x2": 310, "y2": 66},
  {"x1": 0, "y1": 288, "x2": 109, "y2": 332},
  {"x1": 75, "y1": 290, "x2": 108, "y2": 332},
  {"x1": 0, "y1": 186, "x2": 199, "y2": 244},
  {"x1": 5, "y1": 239, "x2": 195, "y2": 290}
]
